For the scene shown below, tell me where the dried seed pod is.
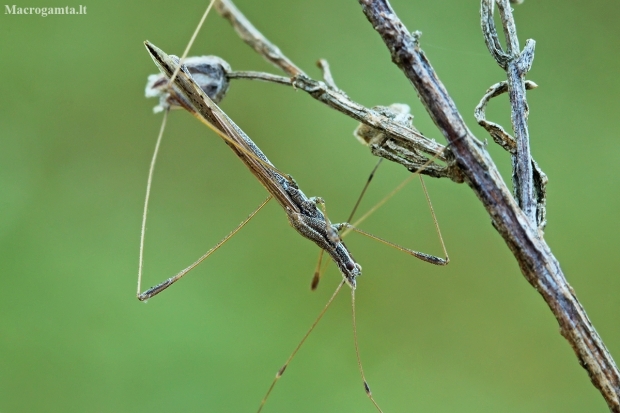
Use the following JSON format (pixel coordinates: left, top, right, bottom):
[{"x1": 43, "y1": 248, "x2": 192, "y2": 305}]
[{"x1": 145, "y1": 55, "x2": 232, "y2": 113}]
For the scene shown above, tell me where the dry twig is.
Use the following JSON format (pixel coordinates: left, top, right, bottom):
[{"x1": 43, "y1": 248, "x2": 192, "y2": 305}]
[
  {"x1": 479, "y1": 0, "x2": 547, "y2": 231},
  {"x1": 215, "y1": 0, "x2": 462, "y2": 182},
  {"x1": 474, "y1": 79, "x2": 548, "y2": 232}
]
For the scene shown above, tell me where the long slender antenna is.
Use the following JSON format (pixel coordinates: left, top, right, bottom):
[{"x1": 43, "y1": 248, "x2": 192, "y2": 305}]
[
  {"x1": 342, "y1": 148, "x2": 448, "y2": 238},
  {"x1": 256, "y1": 280, "x2": 346, "y2": 413},
  {"x1": 168, "y1": 0, "x2": 217, "y2": 86},
  {"x1": 418, "y1": 175, "x2": 449, "y2": 261},
  {"x1": 311, "y1": 152, "x2": 442, "y2": 291},
  {"x1": 343, "y1": 172, "x2": 416, "y2": 238},
  {"x1": 335, "y1": 149, "x2": 450, "y2": 266},
  {"x1": 137, "y1": 109, "x2": 169, "y2": 297},
  {"x1": 351, "y1": 289, "x2": 384, "y2": 413},
  {"x1": 138, "y1": 195, "x2": 272, "y2": 301},
  {"x1": 347, "y1": 158, "x2": 383, "y2": 224},
  {"x1": 341, "y1": 224, "x2": 448, "y2": 265}
]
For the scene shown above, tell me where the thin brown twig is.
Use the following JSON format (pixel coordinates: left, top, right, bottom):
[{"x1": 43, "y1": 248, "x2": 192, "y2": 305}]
[
  {"x1": 481, "y1": 0, "x2": 539, "y2": 228},
  {"x1": 214, "y1": 0, "x2": 303, "y2": 77},
  {"x1": 213, "y1": 0, "x2": 462, "y2": 182}
]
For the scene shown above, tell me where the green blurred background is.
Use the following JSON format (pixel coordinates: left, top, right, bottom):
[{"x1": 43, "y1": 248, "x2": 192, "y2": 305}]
[{"x1": 1, "y1": 0, "x2": 619, "y2": 411}]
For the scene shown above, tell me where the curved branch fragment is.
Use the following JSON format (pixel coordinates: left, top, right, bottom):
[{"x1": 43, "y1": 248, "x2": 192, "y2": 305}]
[
  {"x1": 475, "y1": 80, "x2": 547, "y2": 231},
  {"x1": 481, "y1": 0, "x2": 509, "y2": 68},
  {"x1": 495, "y1": 0, "x2": 520, "y2": 54},
  {"x1": 475, "y1": 81, "x2": 516, "y2": 152}
]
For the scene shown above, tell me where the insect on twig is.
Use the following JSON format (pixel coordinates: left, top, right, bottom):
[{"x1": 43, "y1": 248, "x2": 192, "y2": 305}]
[{"x1": 138, "y1": 2, "x2": 450, "y2": 412}]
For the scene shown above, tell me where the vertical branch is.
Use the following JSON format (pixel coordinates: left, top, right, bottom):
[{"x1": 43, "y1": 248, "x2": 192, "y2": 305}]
[
  {"x1": 481, "y1": 0, "x2": 538, "y2": 228},
  {"x1": 474, "y1": 80, "x2": 548, "y2": 232}
]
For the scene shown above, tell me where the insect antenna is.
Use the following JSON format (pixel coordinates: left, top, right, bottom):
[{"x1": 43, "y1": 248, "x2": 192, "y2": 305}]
[
  {"x1": 312, "y1": 141, "x2": 450, "y2": 291},
  {"x1": 137, "y1": 108, "x2": 169, "y2": 298},
  {"x1": 337, "y1": 146, "x2": 453, "y2": 411},
  {"x1": 339, "y1": 148, "x2": 450, "y2": 266},
  {"x1": 137, "y1": 196, "x2": 272, "y2": 301},
  {"x1": 256, "y1": 280, "x2": 346, "y2": 413},
  {"x1": 352, "y1": 288, "x2": 384, "y2": 413},
  {"x1": 167, "y1": 0, "x2": 217, "y2": 87},
  {"x1": 347, "y1": 158, "x2": 384, "y2": 224}
]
